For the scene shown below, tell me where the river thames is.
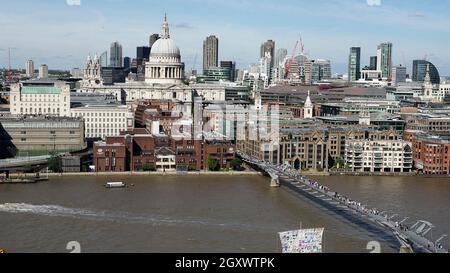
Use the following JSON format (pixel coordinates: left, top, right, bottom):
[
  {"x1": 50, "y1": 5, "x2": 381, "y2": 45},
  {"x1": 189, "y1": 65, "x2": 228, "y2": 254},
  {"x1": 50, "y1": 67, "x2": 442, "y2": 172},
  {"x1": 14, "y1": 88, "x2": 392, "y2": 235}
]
[{"x1": 0, "y1": 175, "x2": 449, "y2": 253}]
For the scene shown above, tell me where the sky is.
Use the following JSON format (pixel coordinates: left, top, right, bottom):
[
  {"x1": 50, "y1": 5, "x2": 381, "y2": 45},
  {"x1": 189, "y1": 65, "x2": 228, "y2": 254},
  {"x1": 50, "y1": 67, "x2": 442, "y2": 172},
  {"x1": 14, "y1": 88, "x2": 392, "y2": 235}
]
[{"x1": 1, "y1": 0, "x2": 450, "y2": 76}]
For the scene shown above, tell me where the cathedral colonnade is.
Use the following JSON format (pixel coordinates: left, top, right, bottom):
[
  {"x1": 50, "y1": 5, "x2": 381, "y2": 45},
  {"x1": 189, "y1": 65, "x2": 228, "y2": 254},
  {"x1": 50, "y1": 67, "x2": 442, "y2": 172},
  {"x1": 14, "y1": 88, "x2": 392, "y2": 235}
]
[{"x1": 149, "y1": 66, "x2": 183, "y2": 79}]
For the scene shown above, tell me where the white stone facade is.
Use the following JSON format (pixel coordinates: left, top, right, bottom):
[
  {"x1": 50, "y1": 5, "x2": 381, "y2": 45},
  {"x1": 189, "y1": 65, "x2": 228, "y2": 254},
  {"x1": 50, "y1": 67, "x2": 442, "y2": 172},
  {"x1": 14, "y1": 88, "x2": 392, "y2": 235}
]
[
  {"x1": 70, "y1": 105, "x2": 134, "y2": 139},
  {"x1": 82, "y1": 54, "x2": 103, "y2": 88},
  {"x1": 345, "y1": 140, "x2": 413, "y2": 173},
  {"x1": 10, "y1": 81, "x2": 70, "y2": 117},
  {"x1": 80, "y1": 82, "x2": 226, "y2": 102},
  {"x1": 145, "y1": 15, "x2": 184, "y2": 85}
]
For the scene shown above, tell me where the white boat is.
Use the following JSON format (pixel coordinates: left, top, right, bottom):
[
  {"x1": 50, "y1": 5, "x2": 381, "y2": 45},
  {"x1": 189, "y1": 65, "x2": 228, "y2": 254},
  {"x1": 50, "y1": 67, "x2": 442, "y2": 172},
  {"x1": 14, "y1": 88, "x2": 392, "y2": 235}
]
[{"x1": 105, "y1": 182, "x2": 126, "y2": 188}]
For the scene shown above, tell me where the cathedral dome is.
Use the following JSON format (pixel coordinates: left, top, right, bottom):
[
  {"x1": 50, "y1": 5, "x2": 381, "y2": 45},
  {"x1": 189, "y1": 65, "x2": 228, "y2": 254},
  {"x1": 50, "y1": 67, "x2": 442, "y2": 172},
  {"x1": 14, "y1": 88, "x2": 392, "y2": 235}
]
[
  {"x1": 150, "y1": 38, "x2": 180, "y2": 58},
  {"x1": 145, "y1": 14, "x2": 185, "y2": 85}
]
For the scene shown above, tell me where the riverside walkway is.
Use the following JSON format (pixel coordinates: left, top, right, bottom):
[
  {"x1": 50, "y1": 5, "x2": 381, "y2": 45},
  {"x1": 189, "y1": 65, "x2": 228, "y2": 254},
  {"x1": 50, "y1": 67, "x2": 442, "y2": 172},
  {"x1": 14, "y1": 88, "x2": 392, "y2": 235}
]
[
  {"x1": 0, "y1": 155, "x2": 51, "y2": 171},
  {"x1": 239, "y1": 152, "x2": 449, "y2": 253}
]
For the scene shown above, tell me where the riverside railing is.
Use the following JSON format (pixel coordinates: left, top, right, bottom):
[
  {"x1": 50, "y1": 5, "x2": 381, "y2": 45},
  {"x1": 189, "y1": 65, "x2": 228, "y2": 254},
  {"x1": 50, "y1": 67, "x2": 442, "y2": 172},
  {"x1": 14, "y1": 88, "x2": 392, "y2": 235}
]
[{"x1": 239, "y1": 152, "x2": 449, "y2": 253}]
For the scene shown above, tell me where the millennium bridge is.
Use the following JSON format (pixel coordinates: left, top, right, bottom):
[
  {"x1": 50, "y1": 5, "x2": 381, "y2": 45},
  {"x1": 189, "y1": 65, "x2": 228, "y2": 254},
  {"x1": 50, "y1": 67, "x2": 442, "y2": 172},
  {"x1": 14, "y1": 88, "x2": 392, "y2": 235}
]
[{"x1": 239, "y1": 152, "x2": 449, "y2": 253}]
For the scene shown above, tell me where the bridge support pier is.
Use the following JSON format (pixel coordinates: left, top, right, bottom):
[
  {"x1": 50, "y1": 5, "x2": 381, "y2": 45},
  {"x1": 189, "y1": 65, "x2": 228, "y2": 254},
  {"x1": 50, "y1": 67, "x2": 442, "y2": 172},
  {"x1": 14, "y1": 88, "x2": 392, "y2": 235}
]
[
  {"x1": 399, "y1": 246, "x2": 413, "y2": 253},
  {"x1": 270, "y1": 177, "x2": 280, "y2": 187}
]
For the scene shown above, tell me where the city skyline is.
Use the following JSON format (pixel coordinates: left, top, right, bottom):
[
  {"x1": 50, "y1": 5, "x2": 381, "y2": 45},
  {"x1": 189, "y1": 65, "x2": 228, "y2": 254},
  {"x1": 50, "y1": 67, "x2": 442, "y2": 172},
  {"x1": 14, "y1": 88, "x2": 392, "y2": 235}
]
[{"x1": 1, "y1": 0, "x2": 450, "y2": 76}]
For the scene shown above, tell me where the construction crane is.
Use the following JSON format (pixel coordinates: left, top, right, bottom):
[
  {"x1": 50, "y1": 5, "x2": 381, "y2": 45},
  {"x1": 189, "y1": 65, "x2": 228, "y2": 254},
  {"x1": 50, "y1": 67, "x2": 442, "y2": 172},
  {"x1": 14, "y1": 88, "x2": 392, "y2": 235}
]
[
  {"x1": 284, "y1": 35, "x2": 305, "y2": 79},
  {"x1": 299, "y1": 35, "x2": 305, "y2": 55},
  {"x1": 8, "y1": 47, "x2": 12, "y2": 83},
  {"x1": 284, "y1": 40, "x2": 299, "y2": 79}
]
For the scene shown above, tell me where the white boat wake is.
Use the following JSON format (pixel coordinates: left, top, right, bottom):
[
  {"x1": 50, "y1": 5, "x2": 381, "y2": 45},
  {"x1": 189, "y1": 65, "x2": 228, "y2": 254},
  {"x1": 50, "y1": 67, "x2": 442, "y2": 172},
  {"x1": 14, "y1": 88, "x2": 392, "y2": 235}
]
[{"x1": 0, "y1": 203, "x2": 258, "y2": 230}]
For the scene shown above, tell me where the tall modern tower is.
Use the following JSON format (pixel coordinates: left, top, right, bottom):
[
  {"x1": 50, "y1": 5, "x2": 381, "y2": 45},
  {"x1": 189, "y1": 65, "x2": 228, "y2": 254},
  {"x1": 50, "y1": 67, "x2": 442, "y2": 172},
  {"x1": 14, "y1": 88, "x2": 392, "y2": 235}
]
[
  {"x1": 99, "y1": 51, "x2": 108, "y2": 67},
  {"x1": 137, "y1": 46, "x2": 151, "y2": 60},
  {"x1": 110, "y1": 41, "x2": 123, "y2": 67},
  {"x1": 392, "y1": 65, "x2": 407, "y2": 86},
  {"x1": 203, "y1": 35, "x2": 219, "y2": 71},
  {"x1": 377, "y1": 42, "x2": 393, "y2": 79},
  {"x1": 149, "y1": 34, "x2": 160, "y2": 48},
  {"x1": 124, "y1": 57, "x2": 131, "y2": 70},
  {"x1": 369, "y1": 56, "x2": 377, "y2": 70},
  {"x1": 39, "y1": 64, "x2": 48, "y2": 79},
  {"x1": 25, "y1": 60, "x2": 34, "y2": 78},
  {"x1": 260, "y1": 40, "x2": 275, "y2": 68},
  {"x1": 348, "y1": 47, "x2": 361, "y2": 82},
  {"x1": 275, "y1": 48, "x2": 288, "y2": 67}
]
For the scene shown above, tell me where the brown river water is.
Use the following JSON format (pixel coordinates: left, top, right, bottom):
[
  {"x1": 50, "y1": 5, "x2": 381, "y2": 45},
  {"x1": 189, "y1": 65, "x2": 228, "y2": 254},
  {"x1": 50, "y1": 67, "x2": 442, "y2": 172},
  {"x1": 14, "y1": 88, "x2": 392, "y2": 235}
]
[{"x1": 0, "y1": 175, "x2": 448, "y2": 253}]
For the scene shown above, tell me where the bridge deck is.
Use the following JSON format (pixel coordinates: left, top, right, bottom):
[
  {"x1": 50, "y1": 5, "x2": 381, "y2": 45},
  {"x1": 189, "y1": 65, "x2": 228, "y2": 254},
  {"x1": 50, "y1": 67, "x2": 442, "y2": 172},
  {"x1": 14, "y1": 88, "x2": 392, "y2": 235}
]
[
  {"x1": 240, "y1": 153, "x2": 449, "y2": 253},
  {"x1": 0, "y1": 156, "x2": 51, "y2": 170}
]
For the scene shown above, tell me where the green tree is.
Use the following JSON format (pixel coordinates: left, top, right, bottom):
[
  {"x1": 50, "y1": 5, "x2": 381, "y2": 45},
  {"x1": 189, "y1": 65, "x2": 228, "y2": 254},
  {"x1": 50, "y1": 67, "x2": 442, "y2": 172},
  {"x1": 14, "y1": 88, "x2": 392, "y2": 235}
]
[
  {"x1": 230, "y1": 158, "x2": 243, "y2": 171},
  {"x1": 335, "y1": 157, "x2": 345, "y2": 168},
  {"x1": 48, "y1": 156, "x2": 62, "y2": 173},
  {"x1": 207, "y1": 156, "x2": 219, "y2": 171},
  {"x1": 142, "y1": 163, "x2": 156, "y2": 172}
]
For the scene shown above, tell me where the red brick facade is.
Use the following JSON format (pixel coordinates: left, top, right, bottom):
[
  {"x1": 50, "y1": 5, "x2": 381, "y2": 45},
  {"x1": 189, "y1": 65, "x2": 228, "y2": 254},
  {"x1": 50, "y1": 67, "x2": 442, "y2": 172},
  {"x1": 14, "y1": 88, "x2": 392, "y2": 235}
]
[
  {"x1": 93, "y1": 129, "x2": 236, "y2": 172},
  {"x1": 405, "y1": 130, "x2": 450, "y2": 175}
]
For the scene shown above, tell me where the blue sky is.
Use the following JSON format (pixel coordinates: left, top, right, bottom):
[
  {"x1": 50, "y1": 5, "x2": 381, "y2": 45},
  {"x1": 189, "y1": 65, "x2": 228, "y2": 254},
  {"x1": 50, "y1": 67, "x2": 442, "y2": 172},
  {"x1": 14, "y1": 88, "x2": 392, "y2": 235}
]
[{"x1": 1, "y1": 0, "x2": 450, "y2": 76}]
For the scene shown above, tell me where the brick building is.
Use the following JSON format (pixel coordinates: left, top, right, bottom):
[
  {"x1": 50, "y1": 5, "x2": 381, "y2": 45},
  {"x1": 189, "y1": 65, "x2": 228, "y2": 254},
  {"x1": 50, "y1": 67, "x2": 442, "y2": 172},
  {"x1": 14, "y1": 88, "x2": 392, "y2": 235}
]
[
  {"x1": 405, "y1": 130, "x2": 450, "y2": 175},
  {"x1": 93, "y1": 128, "x2": 236, "y2": 172}
]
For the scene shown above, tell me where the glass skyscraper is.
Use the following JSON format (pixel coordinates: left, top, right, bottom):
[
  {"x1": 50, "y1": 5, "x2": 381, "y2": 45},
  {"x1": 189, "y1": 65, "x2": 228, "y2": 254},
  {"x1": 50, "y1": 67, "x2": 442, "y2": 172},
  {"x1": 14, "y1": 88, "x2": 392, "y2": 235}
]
[
  {"x1": 110, "y1": 41, "x2": 123, "y2": 67},
  {"x1": 348, "y1": 47, "x2": 361, "y2": 82},
  {"x1": 377, "y1": 42, "x2": 393, "y2": 79},
  {"x1": 412, "y1": 60, "x2": 440, "y2": 84}
]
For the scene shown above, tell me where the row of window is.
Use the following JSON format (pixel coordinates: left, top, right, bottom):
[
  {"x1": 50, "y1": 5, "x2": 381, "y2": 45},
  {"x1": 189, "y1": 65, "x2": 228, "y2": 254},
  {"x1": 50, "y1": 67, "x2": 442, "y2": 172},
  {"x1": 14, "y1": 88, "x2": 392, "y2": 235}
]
[
  {"x1": 72, "y1": 112, "x2": 127, "y2": 117},
  {"x1": 86, "y1": 129, "x2": 121, "y2": 134},
  {"x1": 85, "y1": 118, "x2": 126, "y2": 123},
  {"x1": 19, "y1": 107, "x2": 66, "y2": 114}
]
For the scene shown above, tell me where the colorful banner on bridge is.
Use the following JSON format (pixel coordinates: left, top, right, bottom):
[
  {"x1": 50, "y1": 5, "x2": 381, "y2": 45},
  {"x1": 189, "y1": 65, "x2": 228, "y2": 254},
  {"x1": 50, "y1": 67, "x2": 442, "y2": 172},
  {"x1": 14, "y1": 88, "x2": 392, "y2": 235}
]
[{"x1": 279, "y1": 228, "x2": 324, "y2": 253}]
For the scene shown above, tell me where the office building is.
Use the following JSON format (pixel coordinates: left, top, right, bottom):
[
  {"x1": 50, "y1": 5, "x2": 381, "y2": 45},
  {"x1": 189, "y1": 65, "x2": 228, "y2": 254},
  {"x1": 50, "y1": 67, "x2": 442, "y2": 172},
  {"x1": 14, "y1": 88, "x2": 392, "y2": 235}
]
[
  {"x1": 377, "y1": 42, "x2": 393, "y2": 79},
  {"x1": 39, "y1": 64, "x2": 48, "y2": 79},
  {"x1": 70, "y1": 68, "x2": 83, "y2": 78},
  {"x1": 10, "y1": 79, "x2": 71, "y2": 116},
  {"x1": 392, "y1": 65, "x2": 407, "y2": 86},
  {"x1": 312, "y1": 59, "x2": 332, "y2": 82},
  {"x1": 348, "y1": 47, "x2": 361, "y2": 82},
  {"x1": 412, "y1": 60, "x2": 440, "y2": 84},
  {"x1": 203, "y1": 35, "x2": 219, "y2": 71},
  {"x1": 70, "y1": 104, "x2": 134, "y2": 139},
  {"x1": 275, "y1": 48, "x2": 288, "y2": 67},
  {"x1": 370, "y1": 56, "x2": 377, "y2": 70},
  {"x1": 199, "y1": 67, "x2": 232, "y2": 82},
  {"x1": 220, "y1": 61, "x2": 236, "y2": 82},
  {"x1": 149, "y1": 34, "x2": 160, "y2": 48},
  {"x1": 99, "y1": 51, "x2": 108, "y2": 67},
  {"x1": 25, "y1": 60, "x2": 34, "y2": 78},
  {"x1": 102, "y1": 67, "x2": 127, "y2": 85},
  {"x1": 0, "y1": 116, "x2": 85, "y2": 158},
  {"x1": 137, "y1": 46, "x2": 151, "y2": 60},
  {"x1": 110, "y1": 41, "x2": 123, "y2": 67},
  {"x1": 260, "y1": 40, "x2": 275, "y2": 69},
  {"x1": 123, "y1": 57, "x2": 131, "y2": 70}
]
